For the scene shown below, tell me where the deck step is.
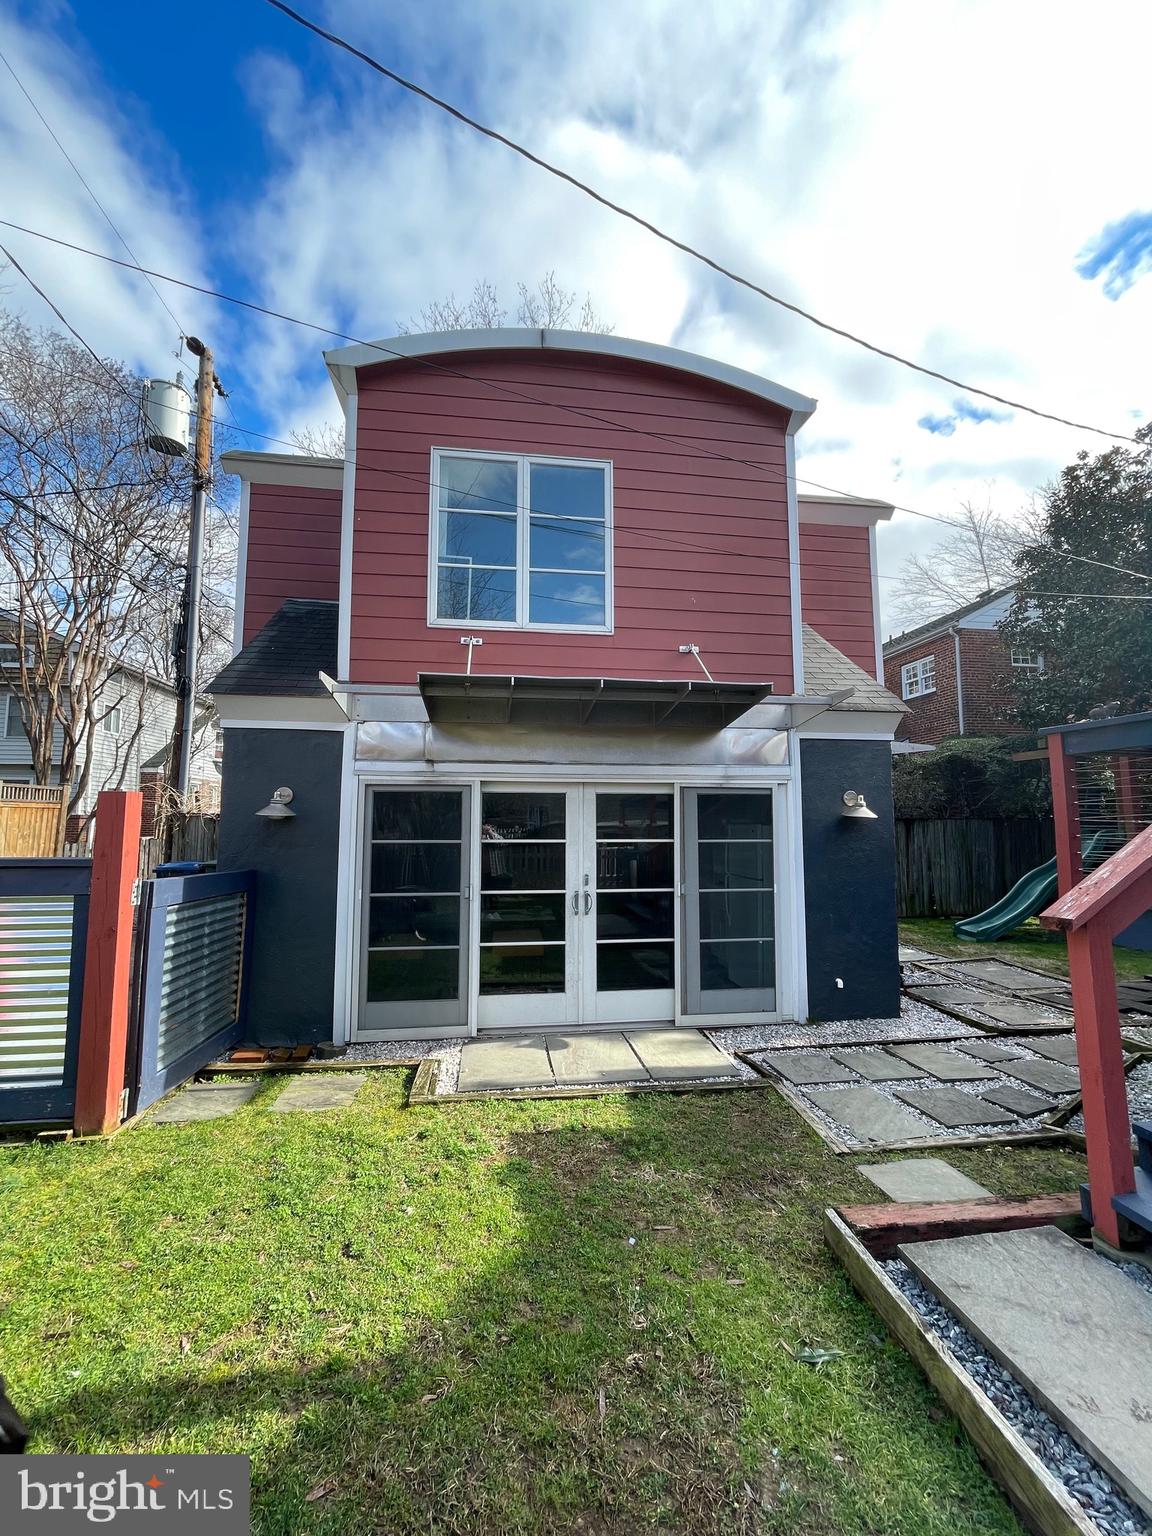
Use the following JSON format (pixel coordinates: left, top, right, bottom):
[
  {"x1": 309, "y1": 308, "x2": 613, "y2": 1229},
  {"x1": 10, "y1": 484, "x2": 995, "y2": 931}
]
[
  {"x1": 1133, "y1": 1120, "x2": 1152, "y2": 1177},
  {"x1": 1113, "y1": 1165, "x2": 1152, "y2": 1238}
]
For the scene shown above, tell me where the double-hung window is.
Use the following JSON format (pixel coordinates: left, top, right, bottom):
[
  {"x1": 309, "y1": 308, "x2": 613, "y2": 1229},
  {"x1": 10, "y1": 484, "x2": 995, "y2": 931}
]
[
  {"x1": 1009, "y1": 645, "x2": 1043, "y2": 672},
  {"x1": 430, "y1": 449, "x2": 612, "y2": 631},
  {"x1": 900, "y1": 655, "x2": 936, "y2": 699}
]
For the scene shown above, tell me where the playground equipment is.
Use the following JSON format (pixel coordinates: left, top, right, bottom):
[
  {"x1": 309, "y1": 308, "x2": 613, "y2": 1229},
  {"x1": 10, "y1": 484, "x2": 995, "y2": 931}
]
[{"x1": 953, "y1": 831, "x2": 1112, "y2": 942}]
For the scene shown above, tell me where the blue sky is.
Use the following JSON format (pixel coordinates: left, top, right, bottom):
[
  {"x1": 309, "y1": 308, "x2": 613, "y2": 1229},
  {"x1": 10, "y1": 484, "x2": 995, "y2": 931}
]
[{"x1": 2, "y1": 0, "x2": 1150, "y2": 633}]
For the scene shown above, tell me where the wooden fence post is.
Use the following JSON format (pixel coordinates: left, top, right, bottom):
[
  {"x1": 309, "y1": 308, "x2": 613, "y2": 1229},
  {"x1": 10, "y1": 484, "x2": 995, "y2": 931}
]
[
  {"x1": 1047, "y1": 730, "x2": 1082, "y2": 896},
  {"x1": 73, "y1": 791, "x2": 143, "y2": 1136}
]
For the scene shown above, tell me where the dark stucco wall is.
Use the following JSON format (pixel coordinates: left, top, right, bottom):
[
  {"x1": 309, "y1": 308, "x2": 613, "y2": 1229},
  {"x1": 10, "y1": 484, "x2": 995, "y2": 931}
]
[
  {"x1": 800, "y1": 738, "x2": 900, "y2": 1022},
  {"x1": 217, "y1": 728, "x2": 344, "y2": 1045}
]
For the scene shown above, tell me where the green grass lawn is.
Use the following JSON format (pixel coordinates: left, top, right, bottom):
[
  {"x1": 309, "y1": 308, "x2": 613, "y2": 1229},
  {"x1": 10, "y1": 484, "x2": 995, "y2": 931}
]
[
  {"x1": 901, "y1": 916, "x2": 1152, "y2": 982},
  {"x1": 0, "y1": 1075, "x2": 1087, "y2": 1535}
]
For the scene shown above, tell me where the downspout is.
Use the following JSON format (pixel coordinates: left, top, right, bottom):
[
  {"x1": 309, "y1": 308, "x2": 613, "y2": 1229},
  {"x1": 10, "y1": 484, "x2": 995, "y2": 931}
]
[{"x1": 951, "y1": 627, "x2": 965, "y2": 735}]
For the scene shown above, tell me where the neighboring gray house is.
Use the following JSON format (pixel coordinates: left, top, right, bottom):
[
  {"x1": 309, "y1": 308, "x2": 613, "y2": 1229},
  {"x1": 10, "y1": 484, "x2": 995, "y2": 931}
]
[{"x1": 0, "y1": 629, "x2": 220, "y2": 827}]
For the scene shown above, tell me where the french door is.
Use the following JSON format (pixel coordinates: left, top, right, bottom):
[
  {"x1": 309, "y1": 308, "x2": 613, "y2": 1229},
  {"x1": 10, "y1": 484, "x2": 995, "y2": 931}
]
[{"x1": 476, "y1": 784, "x2": 675, "y2": 1030}]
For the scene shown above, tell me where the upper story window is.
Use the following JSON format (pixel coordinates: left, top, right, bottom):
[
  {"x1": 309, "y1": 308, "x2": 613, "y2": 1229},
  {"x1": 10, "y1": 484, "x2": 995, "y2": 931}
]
[
  {"x1": 900, "y1": 655, "x2": 936, "y2": 699},
  {"x1": 102, "y1": 703, "x2": 123, "y2": 737},
  {"x1": 430, "y1": 449, "x2": 612, "y2": 631},
  {"x1": 1010, "y1": 645, "x2": 1043, "y2": 672},
  {"x1": 0, "y1": 643, "x2": 34, "y2": 671}
]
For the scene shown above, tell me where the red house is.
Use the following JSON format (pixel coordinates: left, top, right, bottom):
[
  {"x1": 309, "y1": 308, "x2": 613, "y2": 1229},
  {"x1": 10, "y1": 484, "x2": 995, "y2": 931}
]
[{"x1": 210, "y1": 330, "x2": 908, "y2": 1045}]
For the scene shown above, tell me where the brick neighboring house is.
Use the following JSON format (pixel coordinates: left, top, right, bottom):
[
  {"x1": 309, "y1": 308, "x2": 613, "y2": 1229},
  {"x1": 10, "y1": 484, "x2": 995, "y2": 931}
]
[{"x1": 882, "y1": 587, "x2": 1044, "y2": 745}]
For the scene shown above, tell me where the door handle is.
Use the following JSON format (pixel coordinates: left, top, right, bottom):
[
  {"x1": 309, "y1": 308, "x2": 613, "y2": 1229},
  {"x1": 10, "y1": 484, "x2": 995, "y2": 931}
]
[
  {"x1": 571, "y1": 890, "x2": 579, "y2": 914},
  {"x1": 583, "y1": 890, "x2": 593, "y2": 915}
]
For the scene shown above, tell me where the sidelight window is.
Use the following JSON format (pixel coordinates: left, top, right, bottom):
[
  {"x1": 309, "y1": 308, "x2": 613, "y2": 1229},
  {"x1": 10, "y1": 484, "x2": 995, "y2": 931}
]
[{"x1": 431, "y1": 449, "x2": 611, "y2": 631}]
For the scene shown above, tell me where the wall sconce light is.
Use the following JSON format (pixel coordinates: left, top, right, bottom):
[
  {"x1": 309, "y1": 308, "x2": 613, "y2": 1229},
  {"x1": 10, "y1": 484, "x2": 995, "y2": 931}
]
[
  {"x1": 256, "y1": 786, "x2": 296, "y2": 821},
  {"x1": 841, "y1": 790, "x2": 877, "y2": 820}
]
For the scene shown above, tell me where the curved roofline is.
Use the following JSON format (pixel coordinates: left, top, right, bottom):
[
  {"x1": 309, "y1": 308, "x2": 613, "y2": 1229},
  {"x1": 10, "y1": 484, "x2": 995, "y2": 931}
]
[{"x1": 323, "y1": 328, "x2": 817, "y2": 433}]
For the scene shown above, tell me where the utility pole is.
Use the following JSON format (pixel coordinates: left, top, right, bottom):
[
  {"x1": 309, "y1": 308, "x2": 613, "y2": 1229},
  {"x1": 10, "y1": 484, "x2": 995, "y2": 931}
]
[{"x1": 169, "y1": 336, "x2": 221, "y2": 812}]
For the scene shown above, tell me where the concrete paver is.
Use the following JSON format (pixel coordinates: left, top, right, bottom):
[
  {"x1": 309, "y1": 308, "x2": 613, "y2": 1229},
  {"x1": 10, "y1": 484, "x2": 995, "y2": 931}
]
[
  {"x1": 829, "y1": 1049, "x2": 927, "y2": 1082},
  {"x1": 999, "y1": 1058, "x2": 1081, "y2": 1096},
  {"x1": 886, "y1": 1043, "x2": 996, "y2": 1082},
  {"x1": 150, "y1": 1081, "x2": 260, "y2": 1124},
  {"x1": 893, "y1": 1085, "x2": 1017, "y2": 1128},
  {"x1": 269, "y1": 1073, "x2": 369, "y2": 1112},
  {"x1": 806, "y1": 1086, "x2": 927, "y2": 1144},
  {"x1": 857, "y1": 1156, "x2": 992, "y2": 1202},
  {"x1": 626, "y1": 1029, "x2": 734, "y2": 1080},
  {"x1": 767, "y1": 1051, "x2": 860, "y2": 1085},
  {"x1": 548, "y1": 1033, "x2": 644, "y2": 1084},
  {"x1": 457, "y1": 1037, "x2": 555, "y2": 1092},
  {"x1": 901, "y1": 1225, "x2": 1152, "y2": 1518},
  {"x1": 979, "y1": 1083, "x2": 1058, "y2": 1116}
]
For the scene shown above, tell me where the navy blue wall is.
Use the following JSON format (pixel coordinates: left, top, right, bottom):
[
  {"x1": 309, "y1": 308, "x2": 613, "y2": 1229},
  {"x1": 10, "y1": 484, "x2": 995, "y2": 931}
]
[
  {"x1": 217, "y1": 728, "x2": 343, "y2": 1045},
  {"x1": 800, "y1": 738, "x2": 900, "y2": 1022}
]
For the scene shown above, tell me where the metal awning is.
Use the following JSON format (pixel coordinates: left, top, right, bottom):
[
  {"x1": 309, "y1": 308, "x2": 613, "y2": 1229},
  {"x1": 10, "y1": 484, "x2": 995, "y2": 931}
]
[{"x1": 417, "y1": 673, "x2": 774, "y2": 730}]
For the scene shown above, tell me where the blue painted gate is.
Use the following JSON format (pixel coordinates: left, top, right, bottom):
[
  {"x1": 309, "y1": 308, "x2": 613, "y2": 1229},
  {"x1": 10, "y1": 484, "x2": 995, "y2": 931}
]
[
  {"x1": 132, "y1": 870, "x2": 256, "y2": 1115},
  {"x1": 0, "y1": 860, "x2": 90, "y2": 1125}
]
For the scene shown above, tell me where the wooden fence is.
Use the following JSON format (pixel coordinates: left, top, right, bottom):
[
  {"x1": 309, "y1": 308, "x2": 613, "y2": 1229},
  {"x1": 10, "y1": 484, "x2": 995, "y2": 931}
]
[
  {"x1": 0, "y1": 782, "x2": 68, "y2": 858},
  {"x1": 139, "y1": 813, "x2": 220, "y2": 879},
  {"x1": 896, "y1": 817, "x2": 1055, "y2": 919}
]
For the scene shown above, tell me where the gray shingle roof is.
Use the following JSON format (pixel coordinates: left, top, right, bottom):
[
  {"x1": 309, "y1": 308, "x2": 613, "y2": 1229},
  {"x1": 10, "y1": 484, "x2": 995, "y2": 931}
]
[
  {"x1": 208, "y1": 599, "x2": 338, "y2": 696},
  {"x1": 802, "y1": 625, "x2": 909, "y2": 713},
  {"x1": 882, "y1": 586, "x2": 1014, "y2": 655}
]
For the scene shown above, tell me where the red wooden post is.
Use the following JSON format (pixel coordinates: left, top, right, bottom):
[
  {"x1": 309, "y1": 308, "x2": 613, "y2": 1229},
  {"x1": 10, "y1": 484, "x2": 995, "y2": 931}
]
[
  {"x1": 74, "y1": 791, "x2": 142, "y2": 1137},
  {"x1": 1047, "y1": 730, "x2": 1082, "y2": 895},
  {"x1": 1067, "y1": 923, "x2": 1135, "y2": 1248}
]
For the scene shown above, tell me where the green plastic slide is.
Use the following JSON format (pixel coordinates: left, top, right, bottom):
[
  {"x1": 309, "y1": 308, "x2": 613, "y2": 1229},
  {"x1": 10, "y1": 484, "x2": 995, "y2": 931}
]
[{"x1": 953, "y1": 831, "x2": 1113, "y2": 942}]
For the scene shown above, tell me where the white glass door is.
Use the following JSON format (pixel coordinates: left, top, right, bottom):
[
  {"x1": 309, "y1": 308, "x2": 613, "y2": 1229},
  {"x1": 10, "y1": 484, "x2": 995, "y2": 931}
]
[
  {"x1": 476, "y1": 788, "x2": 578, "y2": 1029},
  {"x1": 580, "y1": 788, "x2": 676, "y2": 1027}
]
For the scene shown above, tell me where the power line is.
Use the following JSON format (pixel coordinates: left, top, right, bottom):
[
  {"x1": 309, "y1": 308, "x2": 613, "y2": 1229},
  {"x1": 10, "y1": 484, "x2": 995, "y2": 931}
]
[
  {"x1": 4, "y1": 219, "x2": 1147, "y2": 589},
  {"x1": 265, "y1": 0, "x2": 1140, "y2": 450},
  {"x1": 0, "y1": 46, "x2": 186, "y2": 344}
]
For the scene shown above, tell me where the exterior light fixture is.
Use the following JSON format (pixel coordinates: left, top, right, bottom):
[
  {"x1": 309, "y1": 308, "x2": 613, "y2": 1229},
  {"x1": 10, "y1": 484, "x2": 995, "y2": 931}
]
[
  {"x1": 841, "y1": 790, "x2": 877, "y2": 820},
  {"x1": 256, "y1": 786, "x2": 296, "y2": 821}
]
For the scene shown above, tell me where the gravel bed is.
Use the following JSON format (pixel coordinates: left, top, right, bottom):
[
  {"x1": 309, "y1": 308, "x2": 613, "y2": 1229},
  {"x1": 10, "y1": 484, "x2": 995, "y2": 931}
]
[
  {"x1": 1067, "y1": 1059, "x2": 1152, "y2": 1137},
  {"x1": 884, "y1": 1260, "x2": 1152, "y2": 1536},
  {"x1": 709, "y1": 999, "x2": 981, "y2": 1055}
]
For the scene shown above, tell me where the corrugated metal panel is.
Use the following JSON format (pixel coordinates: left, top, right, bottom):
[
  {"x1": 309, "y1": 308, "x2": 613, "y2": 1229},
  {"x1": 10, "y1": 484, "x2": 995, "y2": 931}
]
[
  {"x1": 156, "y1": 892, "x2": 246, "y2": 1070},
  {"x1": 0, "y1": 895, "x2": 74, "y2": 1087}
]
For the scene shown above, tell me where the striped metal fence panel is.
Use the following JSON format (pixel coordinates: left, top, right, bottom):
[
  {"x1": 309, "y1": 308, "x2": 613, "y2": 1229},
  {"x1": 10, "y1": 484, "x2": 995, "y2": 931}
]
[
  {"x1": 133, "y1": 870, "x2": 255, "y2": 1114},
  {"x1": 0, "y1": 861, "x2": 90, "y2": 1123}
]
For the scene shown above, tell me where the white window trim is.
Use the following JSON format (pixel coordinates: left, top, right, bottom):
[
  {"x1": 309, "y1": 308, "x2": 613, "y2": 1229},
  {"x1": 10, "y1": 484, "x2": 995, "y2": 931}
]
[
  {"x1": 1009, "y1": 645, "x2": 1044, "y2": 672},
  {"x1": 900, "y1": 656, "x2": 936, "y2": 700},
  {"x1": 102, "y1": 703, "x2": 123, "y2": 737},
  {"x1": 426, "y1": 446, "x2": 614, "y2": 634}
]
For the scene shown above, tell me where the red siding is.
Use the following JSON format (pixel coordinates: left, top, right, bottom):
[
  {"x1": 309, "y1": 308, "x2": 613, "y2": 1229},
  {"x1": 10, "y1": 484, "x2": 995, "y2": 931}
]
[
  {"x1": 348, "y1": 350, "x2": 795, "y2": 687},
  {"x1": 798, "y1": 523, "x2": 878, "y2": 678},
  {"x1": 243, "y1": 483, "x2": 342, "y2": 644}
]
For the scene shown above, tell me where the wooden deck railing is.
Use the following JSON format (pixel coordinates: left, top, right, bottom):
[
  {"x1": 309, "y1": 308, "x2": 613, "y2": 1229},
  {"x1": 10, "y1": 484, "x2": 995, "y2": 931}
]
[{"x1": 1041, "y1": 822, "x2": 1152, "y2": 1246}]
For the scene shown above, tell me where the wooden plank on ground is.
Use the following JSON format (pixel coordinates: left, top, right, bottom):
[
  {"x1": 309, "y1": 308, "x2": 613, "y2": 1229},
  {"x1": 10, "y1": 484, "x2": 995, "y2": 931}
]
[
  {"x1": 834, "y1": 1194, "x2": 1085, "y2": 1258},
  {"x1": 824, "y1": 1210, "x2": 1098, "y2": 1536}
]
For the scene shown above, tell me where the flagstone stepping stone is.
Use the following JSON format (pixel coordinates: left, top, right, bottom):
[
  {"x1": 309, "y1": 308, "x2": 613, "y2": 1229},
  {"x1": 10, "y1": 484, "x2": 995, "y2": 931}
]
[
  {"x1": 953, "y1": 1039, "x2": 1020, "y2": 1063},
  {"x1": 894, "y1": 1085, "x2": 1017, "y2": 1128},
  {"x1": 979, "y1": 1083, "x2": 1058, "y2": 1117},
  {"x1": 857, "y1": 1157, "x2": 992, "y2": 1202},
  {"x1": 885, "y1": 1044, "x2": 996, "y2": 1081},
  {"x1": 766, "y1": 1051, "x2": 860, "y2": 1085},
  {"x1": 999, "y1": 1058, "x2": 1080, "y2": 1096},
  {"x1": 947, "y1": 960, "x2": 1063, "y2": 992},
  {"x1": 974, "y1": 1000, "x2": 1071, "y2": 1029},
  {"x1": 829, "y1": 1049, "x2": 927, "y2": 1082},
  {"x1": 548, "y1": 1032, "x2": 643, "y2": 1084},
  {"x1": 150, "y1": 1081, "x2": 259, "y2": 1124},
  {"x1": 625, "y1": 1029, "x2": 733, "y2": 1081},
  {"x1": 457, "y1": 1037, "x2": 554, "y2": 1092},
  {"x1": 1025, "y1": 1035, "x2": 1080, "y2": 1067},
  {"x1": 908, "y1": 985, "x2": 1000, "y2": 1010},
  {"x1": 898, "y1": 946, "x2": 938, "y2": 963},
  {"x1": 900, "y1": 1225, "x2": 1152, "y2": 1518},
  {"x1": 805, "y1": 1086, "x2": 927, "y2": 1143},
  {"x1": 270, "y1": 1072, "x2": 368, "y2": 1112}
]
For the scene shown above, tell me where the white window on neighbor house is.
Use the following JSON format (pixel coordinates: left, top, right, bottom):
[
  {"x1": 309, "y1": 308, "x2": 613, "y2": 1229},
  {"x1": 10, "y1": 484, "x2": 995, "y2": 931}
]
[
  {"x1": 900, "y1": 655, "x2": 937, "y2": 699},
  {"x1": 0, "y1": 643, "x2": 34, "y2": 671},
  {"x1": 2, "y1": 694, "x2": 25, "y2": 737},
  {"x1": 102, "y1": 703, "x2": 123, "y2": 737},
  {"x1": 429, "y1": 449, "x2": 612, "y2": 631},
  {"x1": 1010, "y1": 645, "x2": 1044, "y2": 672}
]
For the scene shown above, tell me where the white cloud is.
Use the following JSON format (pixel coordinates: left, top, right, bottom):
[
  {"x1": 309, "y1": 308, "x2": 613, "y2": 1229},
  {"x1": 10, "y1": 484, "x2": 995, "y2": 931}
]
[{"x1": 4, "y1": 0, "x2": 1151, "y2": 632}]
